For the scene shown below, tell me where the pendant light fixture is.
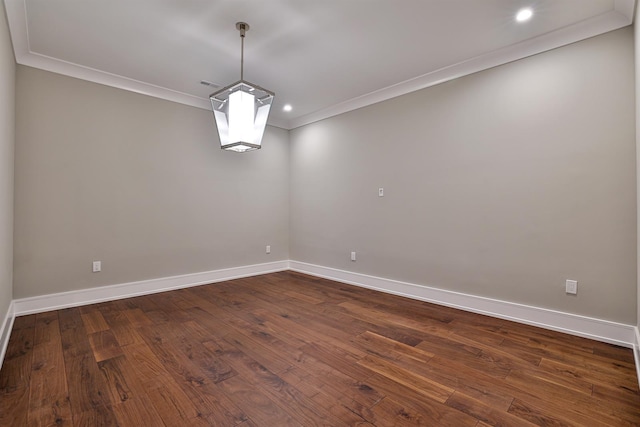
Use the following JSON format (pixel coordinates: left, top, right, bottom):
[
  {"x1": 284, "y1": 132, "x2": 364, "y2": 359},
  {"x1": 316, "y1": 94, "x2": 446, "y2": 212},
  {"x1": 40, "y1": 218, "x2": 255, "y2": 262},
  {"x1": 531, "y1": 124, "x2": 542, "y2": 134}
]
[{"x1": 209, "y1": 22, "x2": 275, "y2": 152}]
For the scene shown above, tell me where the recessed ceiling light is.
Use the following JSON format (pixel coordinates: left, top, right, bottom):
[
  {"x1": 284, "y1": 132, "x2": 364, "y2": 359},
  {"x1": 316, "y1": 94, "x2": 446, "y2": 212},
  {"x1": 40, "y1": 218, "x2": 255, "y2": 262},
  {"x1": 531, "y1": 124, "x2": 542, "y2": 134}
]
[
  {"x1": 283, "y1": 104, "x2": 293, "y2": 112},
  {"x1": 516, "y1": 8, "x2": 533, "y2": 22}
]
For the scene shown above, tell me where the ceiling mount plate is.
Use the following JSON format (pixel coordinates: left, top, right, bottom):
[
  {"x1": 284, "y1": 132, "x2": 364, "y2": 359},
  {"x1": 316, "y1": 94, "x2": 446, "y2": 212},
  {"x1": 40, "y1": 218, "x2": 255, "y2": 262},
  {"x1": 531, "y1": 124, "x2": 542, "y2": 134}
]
[{"x1": 236, "y1": 22, "x2": 250, "y2": 35}]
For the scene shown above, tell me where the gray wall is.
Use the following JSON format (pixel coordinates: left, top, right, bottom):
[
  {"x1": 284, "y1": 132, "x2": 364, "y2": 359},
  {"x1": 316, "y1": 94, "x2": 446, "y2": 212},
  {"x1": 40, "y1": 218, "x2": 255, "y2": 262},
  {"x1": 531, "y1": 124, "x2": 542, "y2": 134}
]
[
  {"x1": 0, "y1": 4, "x2": 14, "y2": 321},
  {"x1": 290, "y1": 28, "x2": 637, "y2": 324},
  {"x1": 14, "y1": 66, "x2": 289, "y2": 298},
  {"x1": 636, "y1": 7, "x2": 640, "y2": 333},
  {"x1": 9, "y1": 25, "x2": 638, "y2": 327}
]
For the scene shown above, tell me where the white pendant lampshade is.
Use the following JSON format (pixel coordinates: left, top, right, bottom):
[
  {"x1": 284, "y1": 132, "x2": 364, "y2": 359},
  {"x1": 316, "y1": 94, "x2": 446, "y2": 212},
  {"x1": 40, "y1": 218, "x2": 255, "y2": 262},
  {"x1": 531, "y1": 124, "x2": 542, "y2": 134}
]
[{"x1": 210, "y1": 23, "x2": 274, "y2": 152}]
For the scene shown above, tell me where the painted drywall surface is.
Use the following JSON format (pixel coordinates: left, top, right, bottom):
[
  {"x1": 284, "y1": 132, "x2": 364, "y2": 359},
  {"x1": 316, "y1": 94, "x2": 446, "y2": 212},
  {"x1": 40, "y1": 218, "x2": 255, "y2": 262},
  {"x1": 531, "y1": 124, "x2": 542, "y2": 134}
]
[
  {"x1": 0, "y1": 4, "x2": 15, "y2": 321},
  {"x1": 636, "y1": 7, "x2": 640, "y2": 333},
  {"x1": 290, "y1": 28, "x2": 636, "y2": 324},
  {"x1": 14, "y1": 66, "x2": 289, "y2": 298}
]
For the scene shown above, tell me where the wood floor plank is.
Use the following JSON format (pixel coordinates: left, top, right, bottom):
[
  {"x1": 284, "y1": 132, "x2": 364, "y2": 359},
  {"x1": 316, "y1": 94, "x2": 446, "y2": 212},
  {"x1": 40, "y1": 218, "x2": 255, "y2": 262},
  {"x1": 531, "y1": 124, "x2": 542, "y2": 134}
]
[
  {"x1": 278, "y1": 365, "x2": 373, "y2": 425},
  {"x1": 106, "y1": 322, "x2": 145, "y2": 348},
  {"x1": 222, "y1": 329, "x2": 293, "y2": 374},
  {"x1": 139, "y1": 325, "x2": 248, "y2": 424},
  {"x1": 356, "y1": 335, "x2": 516, "y2": 411},
  {"x1": 416, "y1": 335, "x2": 514, "y2": 379},
  {"x1": 291, "y1": 350, "x2": 385, "y2": 410},
  {"x1": 88, "y1": 330, "x2": 124, "y2": 362},
  {"x1": 80, "y1": 309, "x2": 110, "y2": 334},
  {"x1": 308, "y1": 393, "x2": 375, "y2": 426},
  {"x1": 353, "y1": 330, "x2": 435, "y2": 363},
  {"x1": 445, "y1": 391, "x2": 536, "y2": 427},
  {"x1": 28, "y1": 404, "x2": 73, "y2": 427},
  {"x1": 445, "y1": 328, "x2": 542, "y2": 368},
  {"x1": 0, "y1": 350, "x2": 32, "y2": 392},
  {"x1": 507, "y1": 397, "x2": 601, "y2": 427},
  {"x1": 97, "y1": 354, "x2": 143, "y2": 405},
  {"x1": 369, "y1": 396, "x2": 458, "y2": 426},
  {"x1": 592, "y1": 382, "x2": 640, "y2": 408},
  {"x1": 507, "y1": 369, "x2": 640, "y2": 426},
  {"x1": 215, "y1": 339, "x2": 348, "y2": 426},
  {"x1": 312, "y1": 304, "x2": 425, "y2": 347},
  {"x1": 538, "y1": 356, "x2": 639, "y2": 391},
  {"x1": 33, "y1": 312, "x2": 60, "y2": 347},
  {"x1": 358, "y1": 354, "x2": 454, "y2": 403},
  {"x1": 254, "y1": 306, "x2": 374, "y2": 357},
  {"x1": 4, "y1": 315, "x2": 35, "y2": 360},
  {"x1": 119, "y1": 342, "x2": 175, "y2": 389},
  {"x1": 282, "y1": 289, "x2": 324, "y2": 305},
  {"x1": 0, "y1": 384, "x2": 29, "y2": 426},
  {"x1": 217, "y1": 374, "x2": 301, "y2": 427},
  {"x1": 139, "y1": 325, "x2": 210, "y2": 390},
  {"x1": 501, "y1": 335, "x2": 637, "y2": 381},
  {"x1": 447, "y1": 317, "x2": 506, "y2": 347},
  {"x1": 516, "y1": 360, "x2": 594, "y2": 396},
  {"x1": 364, "y1": 372, "x2": 478, "y2": 426},
  {"x1": 170, "y1": 329, "x2": 237, "y2": 384},
  {"x1": 58, "y1": 308, "x2": 92, "y2": 358},
  {"x1": 592, "y1": 341, "x2": 637, "y2": 364},
  {"x1": 0, "y1": 271, "x2": 638, "y2": 425},
  {"x1": 64, "y1": 352, "x2": 113, "y2": 414},
  {"x1": 215, "y1": 313, "x2": 308, "y2": 364},
  {"x1": 145, "y1": 382, "x2": 203, "y2": 425},
  {"x1": 123, "y1": 308, "x2": 153, "y2": 328},
  {"x1": 0, "y1": 316, "x2": 36, "y2": 426},
  {"x1": 98, "y1": 308, "x2": 145, "y2": 347},
  {"x1": 72, "y1": 404, "x2": 119, "y2": 426},
  {"x1": 183, "y1": 386, "x2": 250, "y2": 426},
  {"x1": 587, "y1": 393, "x2": 640, "y2": 427},
  {"x1": 27, "y1": 335, "x2": 71, "y2": 426},
  {"x1": 300, "y1": 340, "x2": 372, "y2": 380},
  {"x1": 339, "y1": 300, "x2": 452, "y2": 336},
  {"x1": 112, "y1": 393, "x2": 165, "y2": 426}
]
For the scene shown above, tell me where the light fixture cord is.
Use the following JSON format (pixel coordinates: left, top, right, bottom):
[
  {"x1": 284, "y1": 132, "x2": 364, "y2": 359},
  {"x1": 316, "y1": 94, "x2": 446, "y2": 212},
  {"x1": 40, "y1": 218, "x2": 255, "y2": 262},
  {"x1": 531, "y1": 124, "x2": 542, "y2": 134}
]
[{"x1": 240, "y1": 24, "x2": 245, "y2": 81}]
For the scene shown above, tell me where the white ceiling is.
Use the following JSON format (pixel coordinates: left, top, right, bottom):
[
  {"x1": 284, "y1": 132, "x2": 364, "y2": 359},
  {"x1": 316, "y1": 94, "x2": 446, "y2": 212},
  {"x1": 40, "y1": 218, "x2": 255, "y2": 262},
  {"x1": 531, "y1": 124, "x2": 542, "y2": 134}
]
[{"x1": 3, "y1": 0, "x2": 636, "y2": 129}]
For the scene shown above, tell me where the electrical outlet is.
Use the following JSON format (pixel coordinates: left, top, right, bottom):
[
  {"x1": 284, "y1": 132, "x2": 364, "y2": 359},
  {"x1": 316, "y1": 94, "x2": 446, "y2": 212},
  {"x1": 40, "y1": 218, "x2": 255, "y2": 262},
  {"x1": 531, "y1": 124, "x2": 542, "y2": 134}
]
[
  {"x1": 266, "y1": 245, "x2": 271, "y2": 254},
  {"x1": 565, "y1": 279, "x2": 577, "y2": 295},
  {"x1": 92, "y1": 261, "x2": 101, "y2": 273},
  {"x1": 351, "y1": 251, "x2": 356, "y2": 261}
]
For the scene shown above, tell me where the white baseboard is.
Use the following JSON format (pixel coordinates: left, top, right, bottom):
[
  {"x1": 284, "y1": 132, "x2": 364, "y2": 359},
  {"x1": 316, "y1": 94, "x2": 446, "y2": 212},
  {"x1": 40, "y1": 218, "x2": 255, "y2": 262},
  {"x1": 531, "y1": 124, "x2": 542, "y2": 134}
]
[
  {"x1": 5, "y1": 259, "x2": 639, "y2": 387},
  {"x1": 290, "y1": 261, "x2": 637, "y2": 349},
  {"x1": 0, "y1": 301, "x2": 15, "y2": 371},
  {"x1": 13, "y1": 260, "x2": 289, "y2": 316},
  {"x1": 634, "y1": 328, "x2": 640, "y2": 386}
]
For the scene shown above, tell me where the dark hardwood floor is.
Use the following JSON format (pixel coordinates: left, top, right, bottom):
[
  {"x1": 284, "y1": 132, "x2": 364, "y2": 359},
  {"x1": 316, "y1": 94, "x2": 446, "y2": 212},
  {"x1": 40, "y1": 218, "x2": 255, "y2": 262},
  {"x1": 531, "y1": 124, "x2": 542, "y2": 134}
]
[{"x1": 0, "y1": 271, "x2": 638, "y2": 426}]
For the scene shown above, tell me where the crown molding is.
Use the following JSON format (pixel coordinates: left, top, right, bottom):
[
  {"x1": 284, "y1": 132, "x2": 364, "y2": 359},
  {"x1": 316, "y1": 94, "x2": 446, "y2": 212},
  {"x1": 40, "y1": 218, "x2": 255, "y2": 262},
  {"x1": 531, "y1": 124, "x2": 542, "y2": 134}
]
[
  {"x1": 2, "y1": 0, "x2": 291, "y2": 129},
  {"x1": 3, "y1": 0, "x2": 635, "y2": 131},
  {"x1": 288, "y1": 3, "x2": 635, "y2": 129}
]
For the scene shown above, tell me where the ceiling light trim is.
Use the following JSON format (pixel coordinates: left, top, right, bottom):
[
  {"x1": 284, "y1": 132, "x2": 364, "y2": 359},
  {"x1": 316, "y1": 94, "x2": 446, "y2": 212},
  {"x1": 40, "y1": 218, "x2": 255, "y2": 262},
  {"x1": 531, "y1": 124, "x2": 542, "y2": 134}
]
[{"x1": 516, "y1": 8, "x2": 533, "y2": 23}]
